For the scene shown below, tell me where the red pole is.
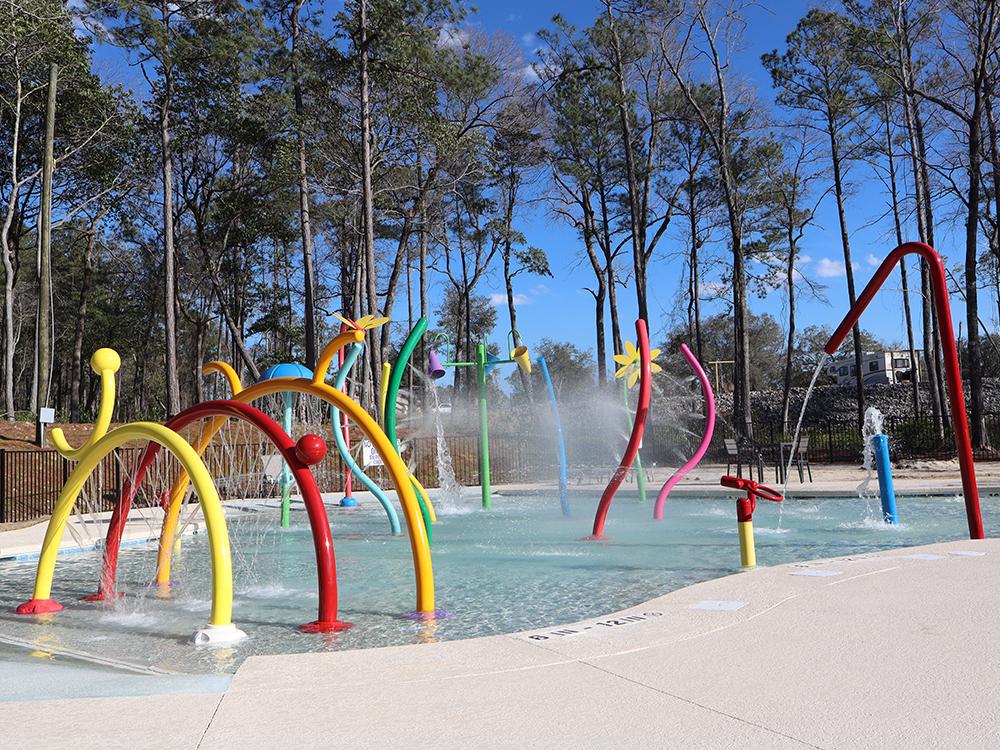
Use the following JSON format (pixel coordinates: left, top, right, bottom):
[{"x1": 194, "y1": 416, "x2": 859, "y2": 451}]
[
  {"x1": 824, "y1": 242, "x2": 983, "y2": 539},
  {"x1": 338, "y1": 322, "x2": 353, "y2": 498},
  {"x1": 591, "y1": 319, "x2": 652, "y2": 538},
  {"x1": 93, "y1": 400, "x2": 350, "y2": 631}
]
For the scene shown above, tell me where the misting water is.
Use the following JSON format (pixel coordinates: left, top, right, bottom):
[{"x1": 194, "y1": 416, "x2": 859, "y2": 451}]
[
  {"x1": 428, "y1": 381, "x2": 465, "y2": 510},
  {"x1": 782, "y1": 354, "x2": 831, "y2": 499},
  {"x1": 857, "y1": 407, "x2": 885, "y2": 511}
]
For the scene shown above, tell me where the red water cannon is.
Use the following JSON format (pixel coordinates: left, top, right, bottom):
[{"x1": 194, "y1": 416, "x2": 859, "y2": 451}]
[{"x1": 720, "y1": 475, "x2": 783, "y2": 523}]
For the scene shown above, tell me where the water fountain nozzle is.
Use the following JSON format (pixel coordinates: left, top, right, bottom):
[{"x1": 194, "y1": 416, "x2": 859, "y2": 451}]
[{"x1": 427, "y1": 350, "x2": 446, "y2": 380}]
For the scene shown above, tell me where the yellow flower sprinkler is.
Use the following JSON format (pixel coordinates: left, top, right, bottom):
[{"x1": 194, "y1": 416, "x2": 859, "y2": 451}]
[{"x1": 611, "y1": 339, "x2": 662, "y2": 504}]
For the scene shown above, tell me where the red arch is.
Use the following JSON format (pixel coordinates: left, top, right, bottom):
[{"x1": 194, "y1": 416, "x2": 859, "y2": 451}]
[
  {"x1": 824, "y1": 241, "x2": 983, "y2": 539},
  {"x1": 591, "y1": 319, "x2": 652, "y2": 538},
  {"x1": 92, "y1": 400, "x2": 350, "y2": 632}
]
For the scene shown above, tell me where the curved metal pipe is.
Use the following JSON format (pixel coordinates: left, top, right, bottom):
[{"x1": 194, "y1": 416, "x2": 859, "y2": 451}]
[
  {"x1": 654, "y1": 344, "x2": 716, "y2": 520},
  {"x1": 591, "y1": 320, "x2": 651, "y2": 538},
  {"x1": 823, "y1": 242, "x2": 982, "y2": 539}
]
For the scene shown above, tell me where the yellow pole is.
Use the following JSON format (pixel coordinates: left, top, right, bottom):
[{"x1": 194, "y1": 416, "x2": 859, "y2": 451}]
[
  {"x1": 738, "y1": 519, "x2": 756, "y2": 569},
  {"x1": 379, "y1": 362, "x2": 391, "y2": 424},
  {"x1": 155, "y1": 377, "x2": 436, "y2": 613},
  {"x1": 23, "y1": 423, "x2": 237, "y2": 629}
]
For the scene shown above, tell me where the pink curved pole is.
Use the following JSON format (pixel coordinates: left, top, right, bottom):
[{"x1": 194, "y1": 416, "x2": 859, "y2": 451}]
[
  {"x1": 92, "y1": 400, "x2": 349, "y2": 632},
  {"x1": 654, "y1": 344, "x2": 715, "y2": 520},
  {"x1": 591, "y1": 320, "x2": 651, "y2": 538}
]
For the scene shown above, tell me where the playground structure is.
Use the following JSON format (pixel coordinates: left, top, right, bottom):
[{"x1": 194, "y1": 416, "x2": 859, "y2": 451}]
[
  {"x1": 382, "y1": 317, "x2": 438, "y2": 537},
  {"x1": 654, "y1": 343, "x2": 716, "y2": 520},
  {"x1": 7, "y1": 241, "x2": 986, "y2": 655},
  {"x1": 721, "y1": 475, "x2": 783, "y2": 569},
  {"x1": 822, "y1": 242, "x2": 982, "y2": 539},
  {"x1": 256, "y1": 362, "x2": 313, "y2": 528},
  {"x1": 15, "y1": 325, "x2": 441, "y2": 644},
  {"x1": 329, "y1": 337, "x2": 400, "y2": 530},
  {"x1": 426, "y1": 328, "x2": 533, "y2": 509},
  {"x1": 14, "y1": 349, "x2": 248, "y2": 645},
  {"x1": 591, "y1": 320, "x2": 654, "y2": 538},
  {"x1": 536, "y1": 355, "x2": 570, "y2": 517}
]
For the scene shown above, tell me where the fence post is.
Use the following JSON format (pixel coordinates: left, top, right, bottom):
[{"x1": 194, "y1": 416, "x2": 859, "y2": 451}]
[
  {"x1": 827, "y1": 421, "x2": 834, "y2": 462},
  {"x1": 0, "y1": 448, "x2": 6, "y2": 524}
]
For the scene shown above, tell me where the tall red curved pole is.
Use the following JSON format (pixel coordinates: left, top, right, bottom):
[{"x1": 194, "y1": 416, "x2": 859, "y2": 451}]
[
  {"x1": 591, "y1": 320, "x2": 651, "y2": 538},
  {"x1": 92, "y1": 400, "x2": 350, "y2": 632},
  {"x1": 824, "y1": 242, "x2": 983, "y2": 539}
]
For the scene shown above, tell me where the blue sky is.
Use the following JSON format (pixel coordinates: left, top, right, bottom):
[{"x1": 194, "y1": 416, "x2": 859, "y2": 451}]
[
  {"x1": 459, "y1": 1, "x2": 973, "y2": 362},
  {"x1": 85, "y1": 1, "x2": 976, "y2": 365}
]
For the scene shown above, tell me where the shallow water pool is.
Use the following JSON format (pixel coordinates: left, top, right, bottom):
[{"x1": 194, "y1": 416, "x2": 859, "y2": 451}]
[{"x1": 0, "y1": 489, "x2": 994, "y2": 683}]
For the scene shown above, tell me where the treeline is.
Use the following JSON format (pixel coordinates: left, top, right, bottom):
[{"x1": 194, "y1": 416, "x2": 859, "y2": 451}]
[{"x1": 2, "y1": 0, "x2": 1000, "y2": 448}]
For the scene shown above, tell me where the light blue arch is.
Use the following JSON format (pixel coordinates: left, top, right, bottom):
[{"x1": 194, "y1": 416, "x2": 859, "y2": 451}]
[{"x1": 329, "y1": 343, "x2": 401, "y2": 534}]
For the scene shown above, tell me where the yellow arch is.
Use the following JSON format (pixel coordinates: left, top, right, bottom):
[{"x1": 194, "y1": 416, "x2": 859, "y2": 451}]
[
  {"x1": 28, "y1": 422, "x2": 237, "y2": 628},
  {"x1": 156, "y1": 332, "x2": 435, "y2": 613},
  {"x1": 50, "y1": 348, "x2": 120, "y2": 459},
  {"x1": 203, "y1": 360, "x2": 243, "y2": 396}
]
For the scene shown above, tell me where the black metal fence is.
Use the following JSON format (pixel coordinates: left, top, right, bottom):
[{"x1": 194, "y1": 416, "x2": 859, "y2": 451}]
[
  {"x1": 703, "y1": 413, "x2": 1000, "y2": 464},
  {"x1": 0, "y1": 433, "x2": 548, "y2": 525},
  {"x1": 3, "y1": 414, "x2": 996, "y2": 524}
]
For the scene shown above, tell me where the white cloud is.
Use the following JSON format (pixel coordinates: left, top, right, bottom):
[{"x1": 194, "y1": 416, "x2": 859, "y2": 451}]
[
  {"x1": 866, "y1": 253, "x2": 881, "y2": 268},
  {"x1": 437, "y1": 24, "x2": 468, "y2": 49},
  {"x1": 798, "y1": 254, "x2": 812, "y2": 265},
  {"x1": 521, "y1": 32, "x2": 536, "y2": 46},
  {"x1": 521, "y1": 63, "x2": 540, "y2": 82},
  {"x1": 701, "y1": 280, "x2": 730, "y2": 296},
  {"x1": 490, "y1": 293, "x2": 530, "y2": 307},
  {"x1": 816, "y1": 257, "x2": 847, "y2": 277}
]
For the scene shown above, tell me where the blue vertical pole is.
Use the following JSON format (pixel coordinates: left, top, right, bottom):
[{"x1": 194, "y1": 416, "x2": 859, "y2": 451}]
[
  {"x1": 537, "y1": 356, "x2": 570, "y2": 517},
  {"x1": 872, "y1": 434, "x2": 898, "y2": 524}
]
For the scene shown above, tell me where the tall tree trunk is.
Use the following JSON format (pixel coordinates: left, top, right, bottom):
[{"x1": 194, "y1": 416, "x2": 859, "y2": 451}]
[
  {"x1": 827, "y1": 115, "x2": 865, "y2": 430},
  {"x1": 884, "y1": 107, "x2": 921, "y2": 416},
  {"x1": 160, "y1": 3, "x2": 180, "y2": 414},
  {"x1": 781, "y1": 218, "x2": 797, "y2": 432},
  {"x1": 358, "y1": 0, "x2": 381, "y2": 398},
  {"x1": 688, "y1": 185, "x2": 703, "y2": 362},
  {"x1": 36, "y1": 63, "x2": 56, "y2": 411},
  {"x1": 418, "y1": 174, "x2": 428, "y2": 411},
  {"x1": 581, "y1": 189, "x2": 607, "y2": 384},
  {"x1": 896, "y1": 2, "x2": 947, "y2": 433},
  {"x1": 70, "y1": 211, "x2": 103, "y2": 421},
  {"x1": 291, "y1": 0, "x2": 318, "y2": 369},
  {"x1": 604, "y1": 2, "x2": 648, "y2": 322},
  {"x1": 965, "y1": 95, "x2": 985, "y2": 447},
  {"x1": 597, "y1": 185, "x2": 623, "y2": 356}
]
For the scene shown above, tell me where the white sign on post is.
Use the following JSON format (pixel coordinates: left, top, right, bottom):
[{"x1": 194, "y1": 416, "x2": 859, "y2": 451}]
[
  {"x1": 261, "y1": 454, "x2": 284, "y2": 481},
  {"x1": 361, "y1": 440, "x2": 383, "y2": 467},
  {"x1": 38, "y1": 408, "x2": 56, "y2": 424}
]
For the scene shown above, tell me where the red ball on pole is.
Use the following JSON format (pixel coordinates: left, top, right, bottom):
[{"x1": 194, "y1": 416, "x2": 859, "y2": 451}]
[{"x1": 295, "y1": 434, "x2": 327, "y2": 465}]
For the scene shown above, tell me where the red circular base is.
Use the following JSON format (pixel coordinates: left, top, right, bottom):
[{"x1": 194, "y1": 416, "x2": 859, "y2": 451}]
[
  {"x1": 80, "y1": 590, "x2": 125, "y2": 602},
  {"x1": 15, "y1": 598, "x2": 63, "y2": 615},
  {"x1": 298, "y1": 620, "x2": 353, "y2": 633}
]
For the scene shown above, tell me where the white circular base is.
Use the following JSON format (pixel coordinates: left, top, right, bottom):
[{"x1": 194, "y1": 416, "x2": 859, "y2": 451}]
[{"x1": 191, "y1": 623, "x2": 248, "y2": 646}]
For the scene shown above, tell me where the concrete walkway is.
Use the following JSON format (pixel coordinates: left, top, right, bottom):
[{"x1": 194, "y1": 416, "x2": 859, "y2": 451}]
[{"x1": 2, "y1": 537, "x2": 996, "y2": 749}]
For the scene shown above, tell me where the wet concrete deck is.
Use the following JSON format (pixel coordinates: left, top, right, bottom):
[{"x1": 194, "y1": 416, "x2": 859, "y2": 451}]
[{"x1": 2, "y1": 537, "x2": 996, "y2": 749}]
